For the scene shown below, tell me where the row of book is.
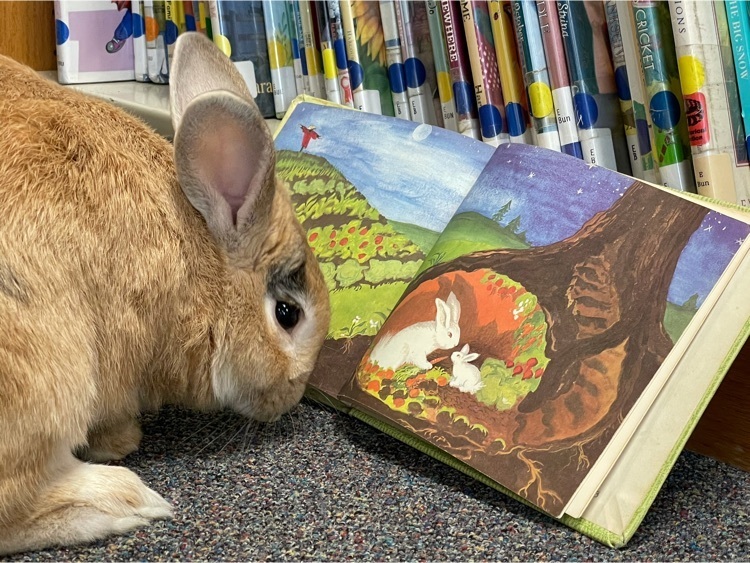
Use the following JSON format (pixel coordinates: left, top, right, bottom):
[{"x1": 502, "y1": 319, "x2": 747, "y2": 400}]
[{"x1": 53, "y1": 1, "x2": 750, "y2": 207}]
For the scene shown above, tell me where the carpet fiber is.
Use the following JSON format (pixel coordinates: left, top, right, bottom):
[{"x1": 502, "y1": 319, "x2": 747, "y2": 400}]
[{"x1": 8, "y1": 400, "x2": 749, "y2": 561}]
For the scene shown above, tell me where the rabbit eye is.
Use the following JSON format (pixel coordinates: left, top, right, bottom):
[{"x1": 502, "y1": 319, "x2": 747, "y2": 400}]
[{"x1": 275, "y1": 300, "x2": 301, "y2": 330}]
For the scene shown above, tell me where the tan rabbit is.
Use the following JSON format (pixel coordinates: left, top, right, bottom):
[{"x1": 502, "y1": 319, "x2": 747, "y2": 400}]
[{"x1": 0, "y1": 32, "x2": 330, "y2": 554}]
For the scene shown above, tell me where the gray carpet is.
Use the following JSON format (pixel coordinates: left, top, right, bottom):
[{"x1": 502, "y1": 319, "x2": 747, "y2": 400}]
[{"x1": 6, "y1": 400, "x2": 749, "y2": 561}]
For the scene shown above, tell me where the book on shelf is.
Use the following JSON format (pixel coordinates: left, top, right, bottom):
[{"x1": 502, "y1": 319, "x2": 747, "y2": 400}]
[
  {"x1": 53, "y1": 0, "x2": 136, "y2": 84},
  {"x1": 208, "y1": 0, "x2": 275, "y2": 118},
  {"x1": 274, "y1": 95, "x2": 750, "y2": 548}
]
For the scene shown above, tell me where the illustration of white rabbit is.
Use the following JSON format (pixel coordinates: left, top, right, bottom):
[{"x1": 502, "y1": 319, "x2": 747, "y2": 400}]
[
  {"x1": 450, "y1": 344, "x2": 484, "y2": 394},
  {"x1": 370, "y1": 291, "x2": 461, "y2": 371}
]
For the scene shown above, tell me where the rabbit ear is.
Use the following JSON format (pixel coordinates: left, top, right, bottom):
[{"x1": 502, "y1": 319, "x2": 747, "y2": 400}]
[
  {"x1": 446, "y1": 292, "x2": 461, "y2": 322},
  {"x1": 435, "y1": 297, "x2": 449, "y2": 327},
  {"x1": 464, "y1": 353, "x2": 480, "y2": 362},
  {"x1": 169, "y1": 32, "x2": 275, "y2": 247},
  {"x1": 169, "y1": 32, "x2": 255, "y2": 126},
  {"x1": 461, "y1": 343, "x2": 470, "y2": 354}
]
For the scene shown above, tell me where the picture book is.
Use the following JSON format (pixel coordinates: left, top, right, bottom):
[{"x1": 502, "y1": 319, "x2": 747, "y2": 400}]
[
  {"x1": 273, "y1": 96, "x2": 750, "y2": 548},
  {"x1": 54, "y1": 0, "x2": 136, "y2": 84}
]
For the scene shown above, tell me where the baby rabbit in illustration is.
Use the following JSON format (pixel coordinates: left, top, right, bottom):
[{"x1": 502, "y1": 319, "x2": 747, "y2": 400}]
[
  {"x1": 0, "y1": 32, "x2": 329, "y2": 555},
  {"x1": 370, "y1": 292, "x2": 461, "y2": 371},
  {"x1": 450, "y1": 344, "x2": 484, "y2": 394}
]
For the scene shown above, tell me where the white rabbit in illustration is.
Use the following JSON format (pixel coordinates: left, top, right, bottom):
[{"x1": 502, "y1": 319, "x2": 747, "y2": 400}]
[
  {"x1": 370, "y1": 292, "x2": 461, "y2": 371},
  {"x1": 450, "y1": 344, "x2": 484, "y2": 394}
]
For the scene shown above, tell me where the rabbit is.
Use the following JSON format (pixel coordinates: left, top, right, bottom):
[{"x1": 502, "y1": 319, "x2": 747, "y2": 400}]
[
  {"x1": 369, "y1": 292, "x2": 461, "y2": 371},
  {"x1": 0, "y1": 32, "x2": 330, "y2": 555},
  {"x1": 449, "y1": 344, "x2": 484, "y2": 394}
]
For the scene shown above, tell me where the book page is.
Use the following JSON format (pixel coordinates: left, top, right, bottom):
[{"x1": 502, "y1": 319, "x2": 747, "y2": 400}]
[
  {"x1": 273, "y1": 98, "x2": 494, "y2": 397},
  {"x1": 337, "y1": 142, "x2": 750, "y2": 518}
]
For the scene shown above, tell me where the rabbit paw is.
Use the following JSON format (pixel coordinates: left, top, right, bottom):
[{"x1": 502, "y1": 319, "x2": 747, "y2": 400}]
[{"x1": 0, "y1": 462, "x2": 173, "y2": 555}]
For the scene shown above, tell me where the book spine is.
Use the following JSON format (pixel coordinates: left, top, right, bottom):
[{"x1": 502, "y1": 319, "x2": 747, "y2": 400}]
[
  {"x1": 558, "y1": 0, "x2": 629, "y2": 173},
  {"x1": 290, "y1": 0, "x2": 307, "y2": 96},
  {"x1": 262, "y1": 0, "x2": 298, "y2": 118},
  {"x1": 208, "y1": 0, "x2": 275, "y2": 118},
  {"x1": 379, "y1": 0, "x2": 411, "y2": 119},
  {"x1": 714, "y1": 0, "x2": 750, "y2": 206},
  {"x1": 145, "y1": 0, "x2": 170, "y2": 84},
  {"x1": 316, "y1": 0, "x2": 343, "y2": 104},
  {"x1": 439, "y1": 0, "x2": 480, "y2": 139},
  {"x1": 194, "y1": 1, "x2": 213, "y2": 38},
  {"x1": 723, "y1": 0, "x2": 750, "y2": 162},
  {"x1": 631, "y1": 0, "x2": 695, "y2": 191},
  {"x1": 536, "y1": 0, "x2": 582, "y2": 157},
  {"x1": 165, "y1": 0, "x2": 184, "y2": 63},
  {"x1": 616, "y1": 0, "x2": 659, "y2": 184},
  {"x1": 604, "y1": 0, "x2": 645, "y2": 179},
  {"x1": 395, "y1": 0, "x2": 437, "y2": 125},
  {"x1": 132, "y1": 1, "x2": 150, "y2": 82},
  {"x1": 183, "y1": 0, "x2": 196, "y2": 31},
  {"x1": 326, "y1": 1, "x2": 355, "y2": 107},
  {"x1": 291, "y1": 0, "x2": 311, "y2": 95},
  {"x1": 488, "y1": 0, "x2": 532, "y2": 144},
  {"x1": 340, "y1": 0, "x2": 393, "y2": 115},
  {"x1": 460, "y1": 0, "x2": 510, "y2": 146},
  {"x1": 426, "y1": 0, "x2": 459, "y2": 131},
  {"x1": 298, "y1": 0, "x2": 326, "y2": 99},
  {"x1": 669, "y1": 0, "x2": 738, "y2": 204},
  {"x1": 511, "y1": 0, "x2": 561, "y2": 151}
]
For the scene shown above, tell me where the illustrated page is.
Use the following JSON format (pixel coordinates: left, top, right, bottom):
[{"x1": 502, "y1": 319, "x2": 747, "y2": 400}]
[{"x1": 341, "y1": 142, "x2": 750, "y2": 517}]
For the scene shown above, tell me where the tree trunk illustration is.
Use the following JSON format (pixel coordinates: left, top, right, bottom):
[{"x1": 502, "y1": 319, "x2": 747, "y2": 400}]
[{"x1": 409, "y1": 181, "x2": 708, "y2": 454}]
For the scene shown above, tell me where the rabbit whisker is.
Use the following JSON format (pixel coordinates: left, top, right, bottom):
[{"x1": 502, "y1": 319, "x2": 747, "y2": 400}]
[
  {"x1": 193, "y1": 416, "x2": 245, "y2": 456},
  {"x1": 216, "y1": 420, "x2": 251, "y2": 455}
]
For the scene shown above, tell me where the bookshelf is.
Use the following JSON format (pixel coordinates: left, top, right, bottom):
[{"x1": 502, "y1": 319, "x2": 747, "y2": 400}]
[{"x1": 2, "y1": 1, "x2": 749, "y2": 473}]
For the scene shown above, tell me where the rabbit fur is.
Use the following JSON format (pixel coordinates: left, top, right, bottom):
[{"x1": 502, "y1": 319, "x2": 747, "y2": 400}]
[
  {"x1": 369, "y1": 291, "x2": 461, "y2": 371},
  {"x1": 450, "y1": 344, "x2": 484, "y2": 394},
  {"x1": 0, "y1": 32, "x2": 329, "y2": 554}
]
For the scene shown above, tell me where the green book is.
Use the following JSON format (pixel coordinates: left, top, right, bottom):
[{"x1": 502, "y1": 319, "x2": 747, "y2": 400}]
[{"x1": 275, "y1": 96, "x2": 750, "y2": 548}]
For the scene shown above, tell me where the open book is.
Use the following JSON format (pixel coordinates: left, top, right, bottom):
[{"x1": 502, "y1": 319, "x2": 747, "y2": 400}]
[{"x1": 273, "y1": 97, "x2": 750, "y2": 548}]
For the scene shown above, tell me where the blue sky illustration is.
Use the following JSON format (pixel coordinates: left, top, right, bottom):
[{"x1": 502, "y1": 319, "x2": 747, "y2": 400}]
[{"x1": 276, "y1": 102, "x2": 750, "y2": 307}]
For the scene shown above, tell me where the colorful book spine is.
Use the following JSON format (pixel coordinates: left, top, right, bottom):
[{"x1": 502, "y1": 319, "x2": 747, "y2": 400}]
[
  {"x1": 511, "y1": 0, "x2": 561, "y2": 151},
  {"x1": 488, "y1": 0, "x2": 532, "y2": 144},
  {"x1": 379, "y1": 0, "x2": 411, "y2": 119},
  {"x1": 536, "y1": 0, "x2": 582, "y2": 156},
  {"x1": 144, "y1": 0, "x2": 169, "y2": 84},
  {"x1": 630, "y1": 0, "x2": 695, "y2": 191},
  {"x1": 724, "y1": 0, "x2": 750, "y2": 161},
  {"x1": 193, "y1": 1, "x2": 212, "y2": 38},
  {"x1": 440, "y1": 0, "x2": 480, "y2": 139},
  {"x1": 425, "y1": 0, "x2": 458, "y2": 131},
  {"x1": 316, "y1": 0, "x2": 343, "y2": 104},
  {"x1": 715, "y1": 1, "x2": 750, "y2": 206},
  {"x1": 326, "y1": 1, "x2": 355, "y2": 107},
  {"x1": 53, "y1": 0, "x2": 136, "y2": 84},
  {"x1": 299, "y1": 0, "x2": 326, "y2": 99},
  {"x1": 669, "y1": 0, "x2": 738, "y2": 204},
  {"x1": 394, "y1": 0, "x2": 437, "y2": 125},
  {"x1": 183, "y1": 0, "x2": 196, "y2": 30},
  {"x1": 616, "y1": 0, "x2": 659, "y2": 184},
  {"x1": 604, "y1": 0, "x2": 645, "y2": 179},
  {"x1": 208, "y1": 0, "x2": 275, "y2": 118},
  {"x1": 165, "y1": 0, "x2": 185, "y2": 64},
  {"x1": 557, "y1": 0, "x2": 629, "y2": 173},
  {"x1": 132, "y1": 1, "x2": 150, "y2": 82},
  {"x1": 340, "y1": 0, "x2": 394, "y2": 115},
  {"x1": 262, "y1": 0, "x2": 298, "y2": 118},
  {"x1": 461, "y1": 0, "x2": 510, "y2": 146},
  {"x1": 292, "y1": 0, "x2": 311, "y2": 95}
]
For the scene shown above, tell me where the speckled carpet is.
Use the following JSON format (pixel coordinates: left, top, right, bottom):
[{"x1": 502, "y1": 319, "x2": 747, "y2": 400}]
[{"x1": 6, "y1": 399, "x2": 749, "y2": 561}]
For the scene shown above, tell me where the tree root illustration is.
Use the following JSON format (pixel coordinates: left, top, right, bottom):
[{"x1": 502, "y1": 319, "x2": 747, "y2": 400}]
[{"x1": 515, "y1": 447, "x2": 563, "y2": 511}]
